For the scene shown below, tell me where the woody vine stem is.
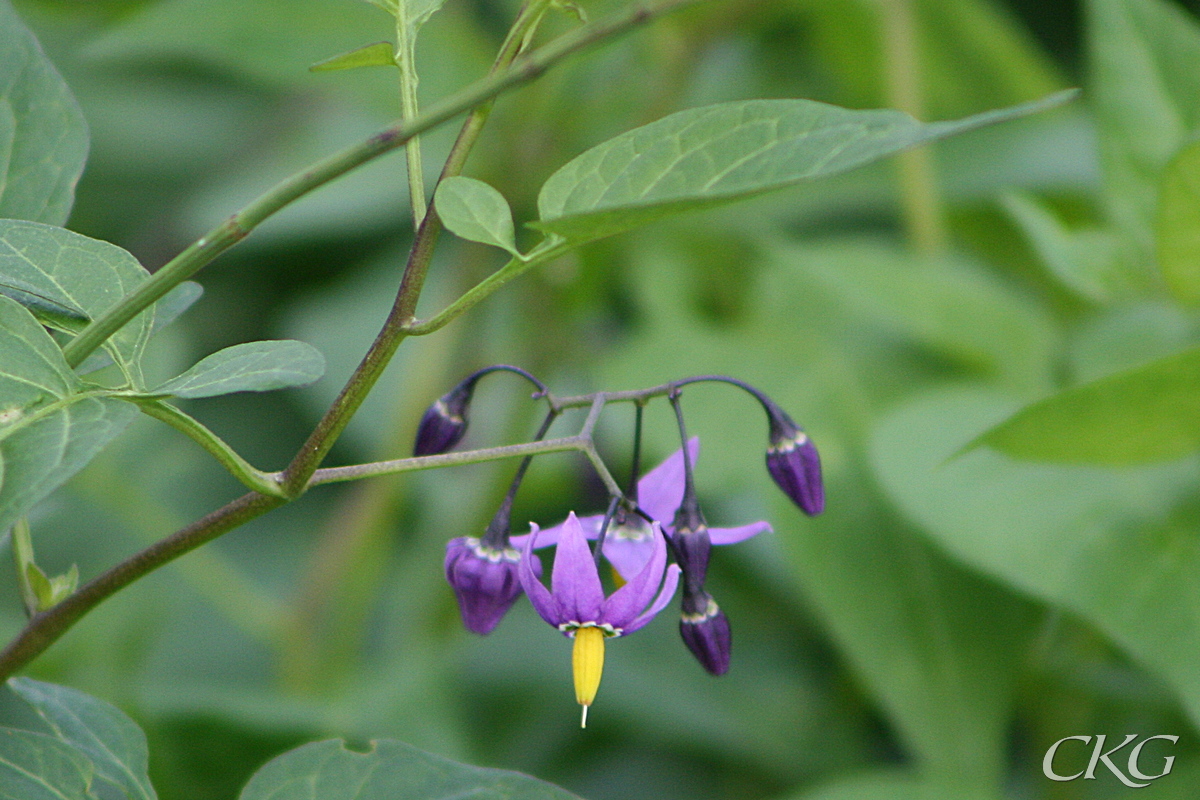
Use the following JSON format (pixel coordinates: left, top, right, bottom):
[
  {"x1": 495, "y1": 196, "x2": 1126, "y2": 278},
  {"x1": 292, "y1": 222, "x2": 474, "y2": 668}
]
[{"x1": 0, "y1": 0, "x2": 709, "y2": 681}]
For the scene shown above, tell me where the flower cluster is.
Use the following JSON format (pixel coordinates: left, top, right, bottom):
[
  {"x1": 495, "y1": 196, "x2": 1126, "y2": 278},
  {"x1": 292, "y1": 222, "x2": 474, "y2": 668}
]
[{"x1": 415, "y1": 367, "x2": 824, "y2": 725}]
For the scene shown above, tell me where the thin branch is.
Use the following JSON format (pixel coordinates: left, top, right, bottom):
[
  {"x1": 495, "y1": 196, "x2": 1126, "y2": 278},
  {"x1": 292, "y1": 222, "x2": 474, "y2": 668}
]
[
  {"x1": 0, "y1": 492, "x2": 284, "y2": 682},
  {"x1": 61, "y1": 0, "x2": 708, "y2": 368}
]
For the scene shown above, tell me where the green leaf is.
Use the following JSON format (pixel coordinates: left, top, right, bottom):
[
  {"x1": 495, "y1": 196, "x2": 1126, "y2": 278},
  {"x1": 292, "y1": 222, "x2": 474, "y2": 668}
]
[
  {"x1": 1088, "y1": 0, "x2": 1200, "y2": 258},
  {"x1": 1157, "y1": 139, "x2": 1200, "y2": 305},
  {"x1": 75, "y1": 281, "x2": 204, "y2": 376},
  {"x1": 787, "y1": 769, "x2": 995, "y2": 800},
  {"x1": 434, "y1": 177, "x2": 519, "y2": 256},
  {"x1": 0, "y1": 0, "x2": 89, "y2": 225},
  {"x1": 0, "y1": 220, "x2": 154, "y2": 387},
  {"x1": 0, "y1": 728, "x2": 96, "y2": 800},
  {"x1": 1001, "y1": 192, "x2": 1125, "y2": 302},
  {"x1": 154, "y1": 340, "x2": 325, "y2": 399},
  {"x1": 0, "y1": 393, "x2": 137, "y2": 537},
  {"x1": 0, "y1": 294, "x2": 76, "y2": 413},
  {"x1": 871, "y1": 388, "x2": 1200, "y2": 727},
  {"x1": 974, "y1": 344, "x2": 1200, "y2": 464},
  {"x1": 310, "y1": 42, "x2": 396, "y2": 72},
  {"x1": 9, "y1": 677, "x2": 157, "y2": 800},
  {"x1": 533, "y1": 91, "x2": 1077, "y2": 244},
  {"x1": 239, "y1": 739, "x2": 583, "y2": 800}
]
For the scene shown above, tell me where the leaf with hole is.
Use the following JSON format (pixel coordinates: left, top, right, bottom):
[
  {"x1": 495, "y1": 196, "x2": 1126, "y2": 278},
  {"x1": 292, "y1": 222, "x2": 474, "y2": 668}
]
[
  {"x1": 153, "y1": 340, "x2": 325, "y2": 399},
  {"x1": 0, "y1": 0, "x2": 89, "y2": 225},
  {"x1": 533, "y1": 91, "x2": 1077, "y2": 244}
]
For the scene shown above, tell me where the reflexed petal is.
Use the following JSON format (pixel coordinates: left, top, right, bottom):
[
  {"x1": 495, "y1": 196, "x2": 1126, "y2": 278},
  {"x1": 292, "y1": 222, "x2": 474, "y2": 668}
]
[
  {"x1": 708, "y1": 520, "x2": 772, "y2": 545},
  {"x1": 637, "y1": 437, "x2": 700, "y2": 523},
  {"x1": 623, "y1": 563, "x2": 681, "y2": 634},
  {"x1": 551, "y1": 512, "x2": 605, "y2": 622},
  {"x1": 510, "y1": 513, "x2": 603, "y2": 550},
  {"x1": 600, "y1": 523, "x2": 667, "y2": 628},
  {"x1": 518, "y1": 524, "x2": 563, "y2": 627}
]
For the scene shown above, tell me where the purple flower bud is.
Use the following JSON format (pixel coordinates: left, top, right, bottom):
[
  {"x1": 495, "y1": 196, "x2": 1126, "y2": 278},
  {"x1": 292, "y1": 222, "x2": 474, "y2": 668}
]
[
  {"x1": 679, "y1": 589, "x2": 731, "y2": 675},
  {"x1": 765, "y1": 408, "x2": 825, "y2": 516},
  {"x1": 670, "y1": 522, "x2": 712, "y2": 593},
  {"x1": 414, "y1": 383, "x2": 473, "y2": 456},
  {"x1": 444, "y1": 537, "x2": 539, "y2": 635}
]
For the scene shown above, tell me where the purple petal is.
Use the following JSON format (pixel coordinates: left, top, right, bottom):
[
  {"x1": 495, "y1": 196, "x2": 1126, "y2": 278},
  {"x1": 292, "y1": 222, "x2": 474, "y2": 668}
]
[
  {"x1": 600, "y1": 535, "x2": 655, "y2": 583},
  {"x1": 444, "y1": 538, "x2": 527, "y2": 635},
  {"x1": 708, "y1": 520, "x2": 772, "y2": 545},
  {"x1": 623, "y1": 563, "x2": 681, "y2": 634},
  {"x1": 600, "y1": 523, "x2": 668, "y2": 629},
  {"x1": 551, "y1": 512, "x2": 605, "y2": 622},
  {"x1": 518, "y1": 525, "x2": 562, "y2": 627},
  {"x1": 637, "y1": 437, "x2": 700, "y2": 523},
  {"x1": 680, "y1": 602, "x2": 731, "y2": 675},
  {"x1": 510, "y1": 514, "x2": 603, "y2": 550}
]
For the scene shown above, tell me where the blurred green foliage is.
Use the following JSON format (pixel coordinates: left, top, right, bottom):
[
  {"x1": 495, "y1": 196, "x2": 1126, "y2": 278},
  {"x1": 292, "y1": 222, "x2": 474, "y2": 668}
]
[{"x1": 3, "y1": 0, "x2": 1200, "y2": 798}]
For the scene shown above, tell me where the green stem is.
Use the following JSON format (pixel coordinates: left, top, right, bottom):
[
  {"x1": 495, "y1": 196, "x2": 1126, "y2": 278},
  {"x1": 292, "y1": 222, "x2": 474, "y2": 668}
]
[
  {"x1": 405, "y1": 240, "x2": 569, "y2": 335},
  {"x1": 132, "y1": 400, "x2": 287, "y2": 498},
  {"x1": 60, "y1": 0, "x2": 706, "y2": 369},
  {"x1": 11, "y1": 519, "x2": 38, "y2": 617},
  {"x1": 395, "y1": 6, "x2": 427, "y2": 226},
  {"x1": 0, "y1": 491, "x2": 285, "y2": 682},
  {"x1": 875, "y1": 0, "x2": 946, "y2": 254}
]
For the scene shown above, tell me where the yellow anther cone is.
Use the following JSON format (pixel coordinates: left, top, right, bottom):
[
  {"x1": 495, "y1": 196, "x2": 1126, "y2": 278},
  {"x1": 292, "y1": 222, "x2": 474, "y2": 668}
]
[{"x1": 572, "y1": 626, "x2": 605, "y2": 727}]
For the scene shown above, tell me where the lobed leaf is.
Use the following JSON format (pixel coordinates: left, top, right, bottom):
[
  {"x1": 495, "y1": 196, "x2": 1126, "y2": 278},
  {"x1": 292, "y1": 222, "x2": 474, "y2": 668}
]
[
  {"x1": 0, "y1": 0, "x2": 89, "y2": 226},
  {"x1": 239, "y1": 739, "x2": 583, "y2": 800},
  {"x1": 434, "y1": 177, "x2": 519, "y2": 255},
  {"x1": 9, "y1": 678, "x2": 156, "y2": 800},
  {"x1": 534, "y1": 91, "x2": 1077, "y2": 244},
  {"x1": 0, "y1": 728, "x2": 96, "y2": 800},
  {"x1": 973, "y1": 344, "x2": 1200, "y2": 464},
  {"x1": 0, "y1": 294, "x2": 75, "y2": 412},
  {"x1": 154, "y1": 340, "x2": 325, "y2": 399}
]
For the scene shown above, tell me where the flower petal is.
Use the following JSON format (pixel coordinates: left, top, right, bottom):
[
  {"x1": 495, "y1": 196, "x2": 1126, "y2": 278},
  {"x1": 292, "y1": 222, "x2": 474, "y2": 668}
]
[
  {"x1": 637, "y1": 437, "x2": 700, "y2": 523},
  {"x1": 552, "y1": 512, "x2": 605, "y2": 622},
  {"x1": 623, "y1": 563, "x2": 681, "y2": 634},
  {"x1": 708, "y1": 520, "x2": 772, "y2": 545},
  {"x1": 600, "y1": 523, "x2": 668, "y2": 628},
  {"x1": 518, "y1": 524, "x2": 562, "y2": 627},
  {"x1": 600, "y1": 534, "x2": 655, "y2": 582},
  {"x1": 510, "y1": 514, "x2": 603, "y2": 550}
]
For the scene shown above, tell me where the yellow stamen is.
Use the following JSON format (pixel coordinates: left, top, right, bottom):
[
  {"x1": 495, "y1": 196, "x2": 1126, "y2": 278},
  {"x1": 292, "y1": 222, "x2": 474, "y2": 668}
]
[{"x1": 572, "y1": 626, "x2": 605, "y2": 728}]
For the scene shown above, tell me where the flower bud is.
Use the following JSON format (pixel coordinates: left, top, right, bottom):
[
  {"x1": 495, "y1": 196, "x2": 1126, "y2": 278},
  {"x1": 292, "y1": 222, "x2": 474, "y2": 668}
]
[
  {"x1": 679, "y1": 589, "x2": 731, "y2": 675},
  {"x1": 414, "y1": 382, "x2": 473, "y2": 456},
  {"x1": 765, "y1": 406, "x2": 824, "y2": 516},
  {"x1": 444, "y1": 537, "x2": 539, "y2": 635},
  {"x1": 670, "y1": 519, "x2": 712, "y2": 593}
]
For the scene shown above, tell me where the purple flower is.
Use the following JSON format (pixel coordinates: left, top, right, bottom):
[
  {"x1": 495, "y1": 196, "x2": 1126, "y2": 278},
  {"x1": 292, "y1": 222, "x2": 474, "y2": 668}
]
[
  {"x1": 413, "y1": 383, "x2": 472, "y2": 456},
  {"x1": 765, "y1": 408, "x2": 824, "y2": 516},
  {"x1": 512, "y1": 438, "x2": 771, "y2": 580},
  {"x1": 518, "y1": 512, "x2": 680, "y2": 726},
  {"x1": 445, "y1": 537, "x2": 539, "y2": 635}
]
